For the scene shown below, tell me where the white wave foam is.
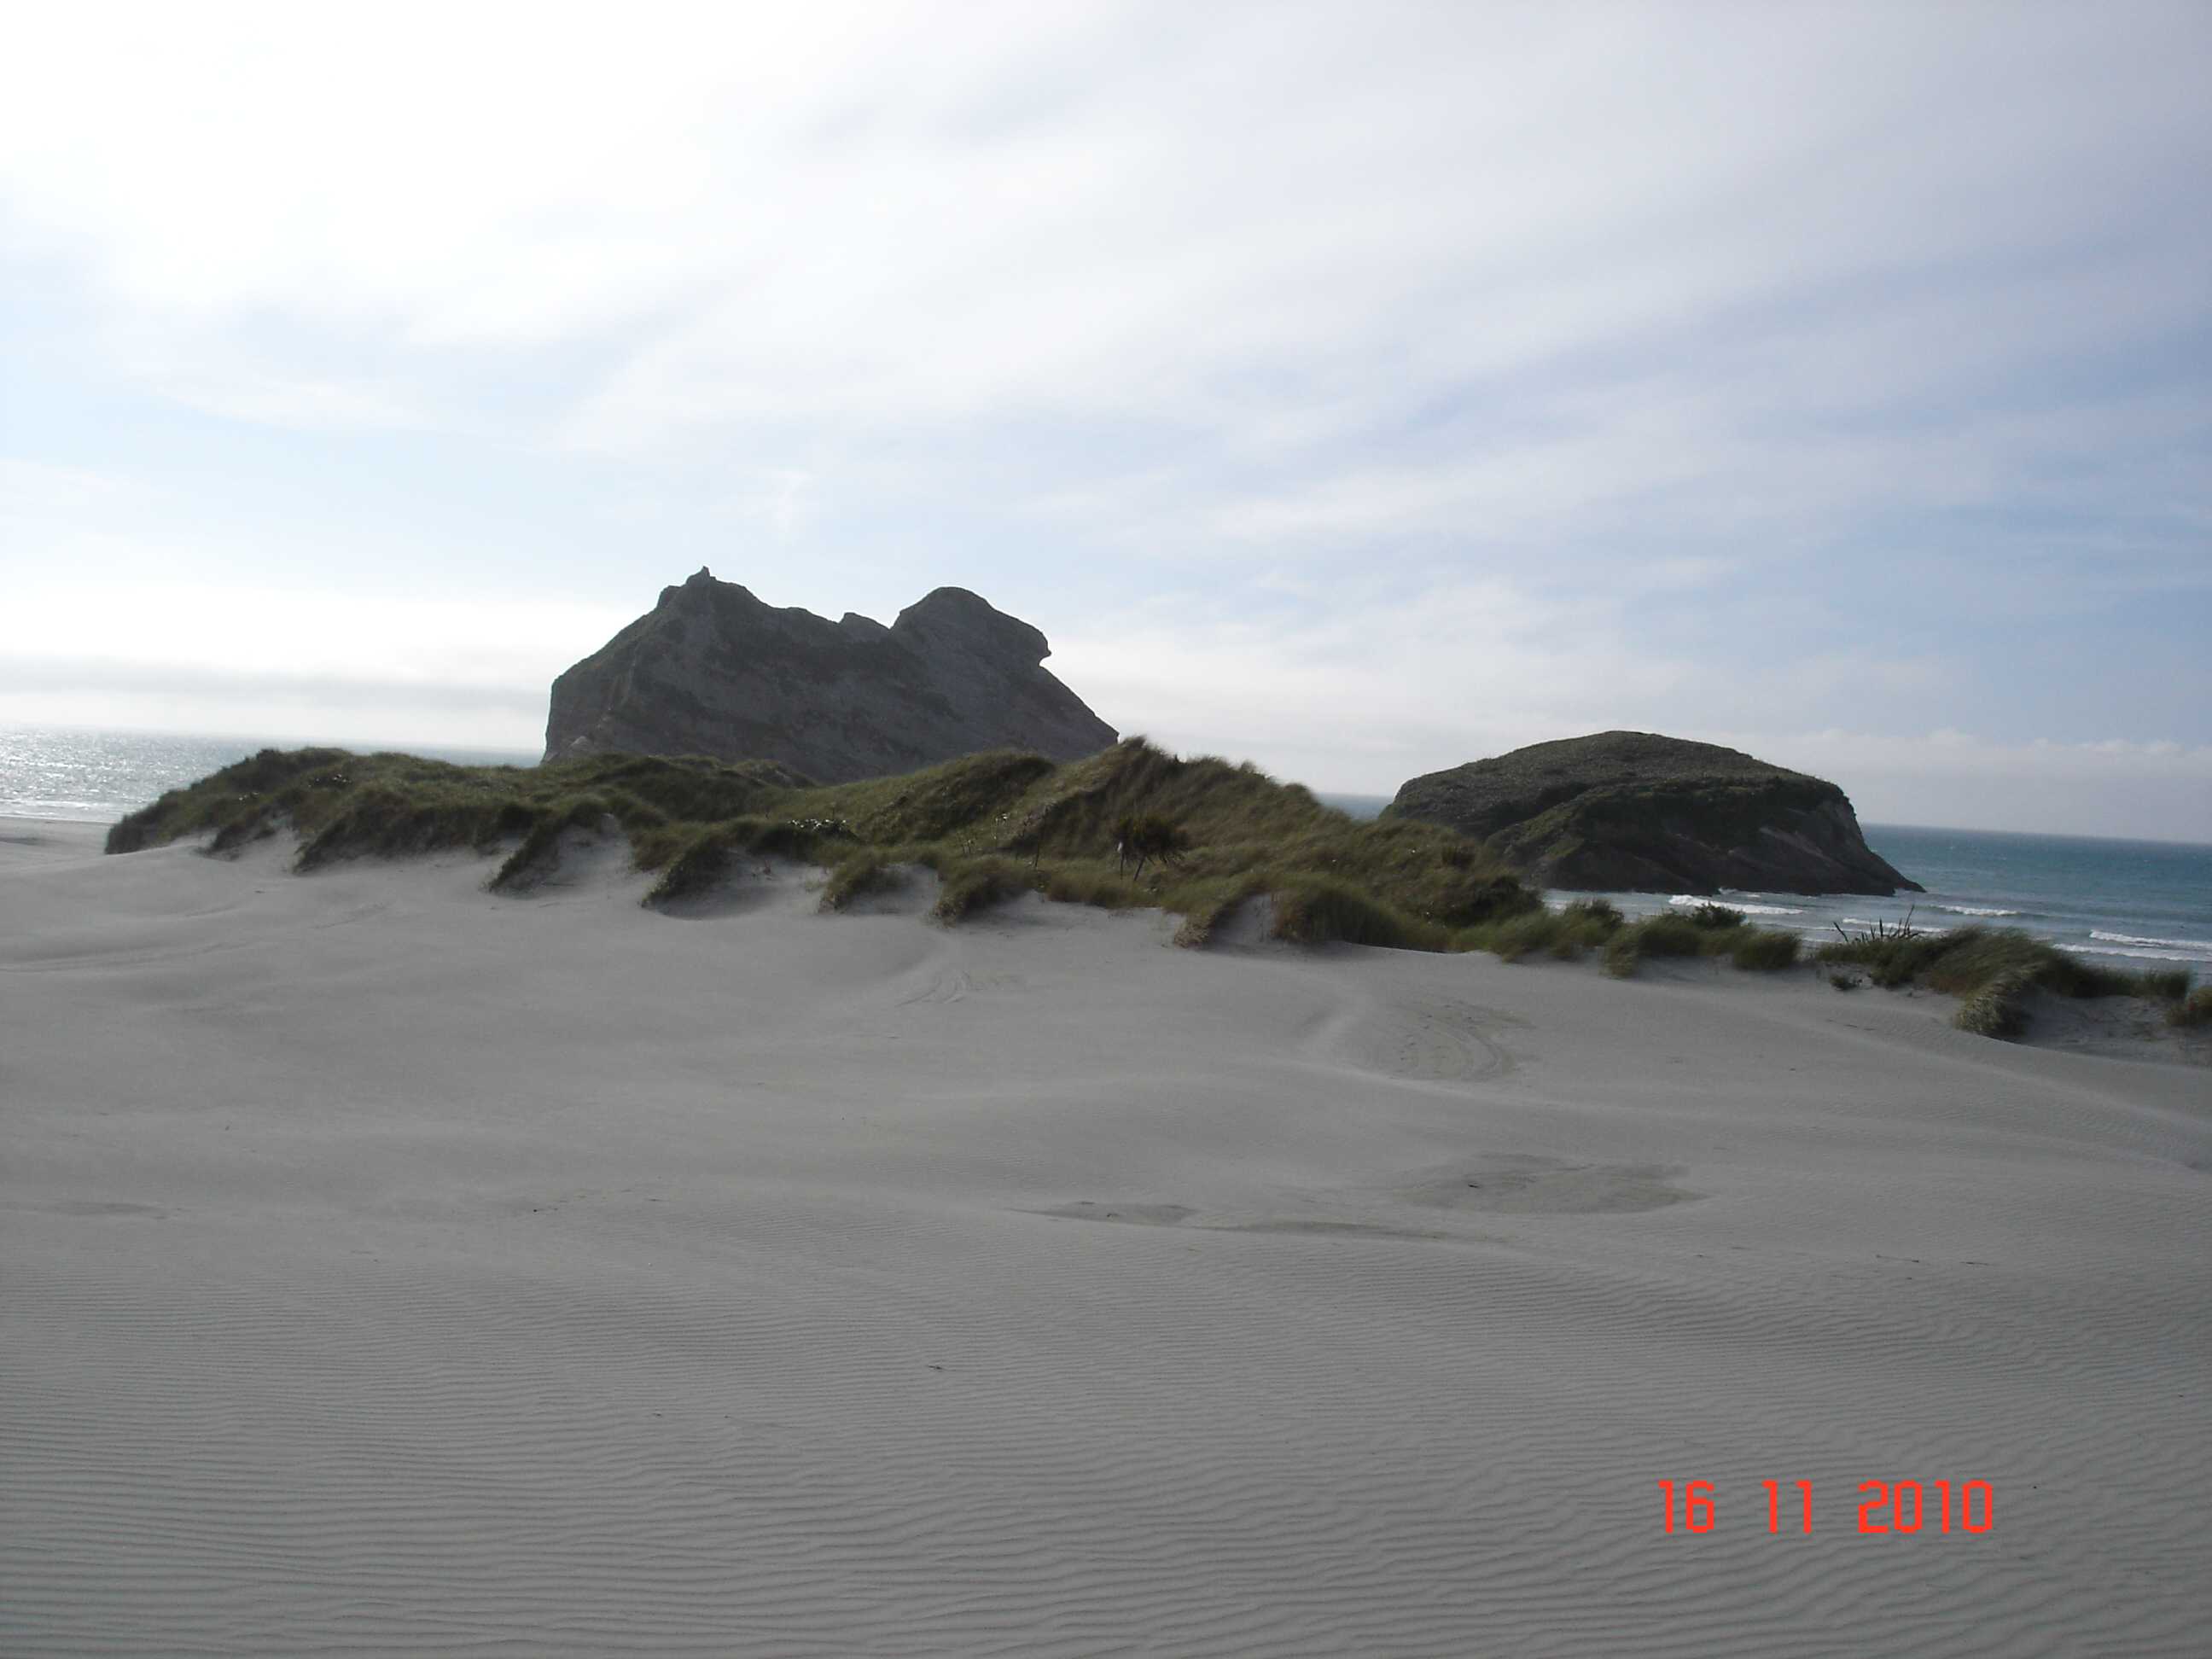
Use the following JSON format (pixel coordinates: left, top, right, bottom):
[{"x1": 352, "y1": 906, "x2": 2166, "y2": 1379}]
[
  {"x1": 1939, "y1": 905, "x2": 2020, "y2": 917},
  {"x1": 1668, "y1": 895, "x2": 1804, "y2": 917},
  {"x1": 2089, "y1": 930, "x2": 2210, "y2": 952},
  {"x1": 2075, "y1": 943, "x2": 2203, "y2": 964}
]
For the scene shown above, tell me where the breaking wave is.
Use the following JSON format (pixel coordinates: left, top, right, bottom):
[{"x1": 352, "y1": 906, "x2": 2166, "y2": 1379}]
[
  {"x1": 2089, "y1": 930, "x2": 2210, "y2": 952},
  {"x1": 1669, "y1": 895, "x2": 1804, "y2": 917}
]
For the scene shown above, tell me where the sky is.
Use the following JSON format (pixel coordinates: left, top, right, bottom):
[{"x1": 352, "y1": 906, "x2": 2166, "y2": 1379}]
[{"x1": 1, "y1": 1, "x2": 2207, "y2": 840}]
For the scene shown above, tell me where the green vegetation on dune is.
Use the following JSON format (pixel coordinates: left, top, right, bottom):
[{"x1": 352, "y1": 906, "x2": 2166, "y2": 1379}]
[
  {"x1": 1459, "y1": 898, "x2": 1625, "y2": 964},
  {"x1": 105, "y1": 748, "x2": 805, "y2": 864},
  {"x1": 103, "y1": 738, "x2": 1536, "y2": 943},
  {"x1": 1813, "y1": 924, "x2": 2182, "y2": 1001},
  {"x1": 818, "y1": 851, "x2": 904, "y2": 911},
  {"x1": 1813, "y1": 924, "x2": 2190, "y2": 1035},
  {"x1": 103, "y1": 743, "x2": 2197, "y2": 1027}
]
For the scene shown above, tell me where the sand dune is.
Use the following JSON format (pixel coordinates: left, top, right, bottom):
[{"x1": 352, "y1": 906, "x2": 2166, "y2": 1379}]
[{"x1": 3, "y1": 817, "x2": 2207, "y2": 1656}]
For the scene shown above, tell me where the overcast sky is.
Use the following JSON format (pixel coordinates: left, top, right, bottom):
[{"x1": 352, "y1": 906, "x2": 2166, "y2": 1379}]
[{"x1": 2, "y1": 1, "x2": 2206, "y2": 838}]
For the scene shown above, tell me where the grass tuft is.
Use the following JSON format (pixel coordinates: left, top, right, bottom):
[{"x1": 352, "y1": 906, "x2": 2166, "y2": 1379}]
[
  {"x1": 1168, "y1": 881, "x2": 1264, "y2": 949},
  {"x1": 819, "y1": 852, "x2": 903, "y2": 911},
  {"x1": 103, "y1": 736, "x2": 1542, "y2": 954},
  {"x1": 1628, "y1": 913, "x2": 1707, "y2": 958},
  {"x1": 931, "y1": 857, "x2": 1029, "y2": 923},
  {"x1": 1817, "y1": 923, "x2": 2192, "y2": 1008},
  {"x1": 642, "y1": 827, "x2": 742, "y2": 907},
  {"x1": 1560, "y1": 897, "x2": 1625, "y2": 937},
  {"x1": 2168, "y1": 986, "x2": 2212, "y2": 1028},
  {"x1": 1953, "y1": 969, "x2": 2032, "y2": 1039},
  {"x1": 1268, "y1": 876, "x2": 1447, "y2": 951},
  {"x1": 489, "y1": 799, "x2": 617, "y2": 892},
  {"x1": 1731, "y1": 929, "x2": 1802, "y2": 970}
]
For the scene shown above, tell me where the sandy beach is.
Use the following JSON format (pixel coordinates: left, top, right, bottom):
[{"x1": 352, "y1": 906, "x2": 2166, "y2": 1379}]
[{"x1": 3, "y1": 815, "x2": 2207, "y2": 1656}]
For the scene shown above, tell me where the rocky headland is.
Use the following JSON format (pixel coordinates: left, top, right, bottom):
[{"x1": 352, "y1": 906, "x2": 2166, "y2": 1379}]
[
  {"x1": 544, "y1": 568, "x2": 1117, "y2": 783},
  {"x1": 1386, "y1": 730, "x2": 1921, "y2": 895}
]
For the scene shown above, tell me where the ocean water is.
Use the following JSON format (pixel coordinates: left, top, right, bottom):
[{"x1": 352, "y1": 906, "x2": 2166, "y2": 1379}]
[
  {"x1": 0, "y1": 728, "x2": 538, "y2": 824},
  {"x1": 9, "y1": 730, "x2": 2208, "y2": 976},
  {"x1": 1306, "y1": 795, "x2": 2212, "y2": 976},
  {"x1": 1543, "y1": 823, "x2": 2212, "y2": 976}
]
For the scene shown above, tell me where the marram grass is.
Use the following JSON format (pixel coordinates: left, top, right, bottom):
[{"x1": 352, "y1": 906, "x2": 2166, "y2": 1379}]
[
  {"x1": 104, "y1": 738, "x2": 1537, "y2": 947},
  {"x1": 106, "y1": 742, "x2": 2197, "y2": 1018}
]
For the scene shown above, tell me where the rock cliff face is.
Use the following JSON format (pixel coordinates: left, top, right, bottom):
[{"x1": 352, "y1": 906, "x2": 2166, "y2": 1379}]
[
  {"x1": 1385, "y1": 731, "x2": 1920, "y2": 896},
  {"x1": 544, "y1": 569, "x2": 1117, "y2": 783}
]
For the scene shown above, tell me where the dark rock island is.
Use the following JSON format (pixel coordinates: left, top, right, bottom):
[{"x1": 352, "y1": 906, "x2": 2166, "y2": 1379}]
[
  {"x1": 1386, "y1": 731, "x2": 1920, "y2": 896},
  {"x1": 545, "y1": 568, "x2": 1118, "y2": 783}
]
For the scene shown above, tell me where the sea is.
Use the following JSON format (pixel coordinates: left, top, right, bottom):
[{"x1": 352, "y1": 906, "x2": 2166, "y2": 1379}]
[
  {"x1": 0, "y1": 728, "x2": 538, "y2": 822},
  {"x1": 1314, "y1": 793, "x2": 2212, "y2": 977},
  {"x1": 8, "y1": 731, "x2": 2208, "y2": 978}
]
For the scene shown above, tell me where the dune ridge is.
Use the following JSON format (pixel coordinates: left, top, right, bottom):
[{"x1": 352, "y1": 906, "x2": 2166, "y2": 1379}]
[{"x1": 3, "y1": 818, "x2": 2207, "y2": 1655}]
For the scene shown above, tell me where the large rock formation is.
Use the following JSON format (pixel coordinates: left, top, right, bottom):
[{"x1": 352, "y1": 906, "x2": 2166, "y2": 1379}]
[
  {"x1": 543, "y1": 569, "x2": 1117, "y2": 783},
  {"x1": 1385, "y1": 731, "x2": 1920, "y2": 895}
]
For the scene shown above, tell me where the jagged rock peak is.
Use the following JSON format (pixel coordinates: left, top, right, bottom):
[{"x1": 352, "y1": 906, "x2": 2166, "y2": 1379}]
[
  {"x1": 1385, "y1": 730, "x2": 1920, "y2": 896},
  {"x1": 544, "y1": 571, "x2": 1116, "y2": 783}
]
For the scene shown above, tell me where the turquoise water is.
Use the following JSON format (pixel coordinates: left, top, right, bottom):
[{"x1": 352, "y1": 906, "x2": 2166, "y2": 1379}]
[
  {"x1": 1310, "y1": 793, "x2": 2212, "y2": 975},
  {"x1": 1556, "y1": 824, "x2": 2212, "y2": 976},
  {"x1": 10, "y1": 731, "x2": 2207, "y2": 975}
]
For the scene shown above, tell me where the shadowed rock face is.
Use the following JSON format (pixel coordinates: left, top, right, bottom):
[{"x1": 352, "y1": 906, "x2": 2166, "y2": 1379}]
[
  {"x1": 544, "y1": 569, "x2": 1117, "y2": 782},
  {"x1": 1386, "y1": 731, "x2": 1921, "y2": 896}
]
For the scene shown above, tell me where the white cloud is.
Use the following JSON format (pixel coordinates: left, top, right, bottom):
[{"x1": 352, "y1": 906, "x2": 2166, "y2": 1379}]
[
  {"x1": 2, "y1": 3, "x2": 2205, "y2": 835},
  {"x1": 5, "y1": 3, "x2": 2203, "y2": 449},
  {"x1": 0, "y1": 579, "x2": 631, "y2": 702}
]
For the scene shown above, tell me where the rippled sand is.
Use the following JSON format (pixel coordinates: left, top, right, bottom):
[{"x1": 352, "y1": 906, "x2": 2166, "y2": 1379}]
[{"x1": 3, "y1": 818, "x2": 2207, "y2": 1656}]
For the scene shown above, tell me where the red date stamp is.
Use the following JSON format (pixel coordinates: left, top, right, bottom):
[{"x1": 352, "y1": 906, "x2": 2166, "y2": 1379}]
[{"x1": 1660, "y1": 1479, "x2": 1993, "y2": 1534}]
